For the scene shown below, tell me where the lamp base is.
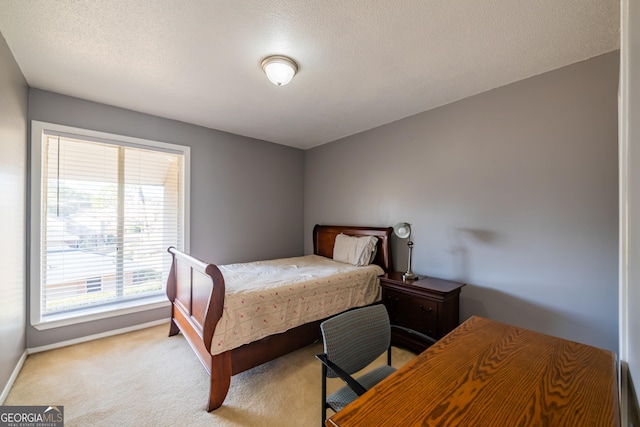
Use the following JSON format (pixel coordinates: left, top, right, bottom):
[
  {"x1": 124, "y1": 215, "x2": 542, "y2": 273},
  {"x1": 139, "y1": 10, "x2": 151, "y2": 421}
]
[{"x1": 402, "y1": 272, "x2": 418, "y2": 281}]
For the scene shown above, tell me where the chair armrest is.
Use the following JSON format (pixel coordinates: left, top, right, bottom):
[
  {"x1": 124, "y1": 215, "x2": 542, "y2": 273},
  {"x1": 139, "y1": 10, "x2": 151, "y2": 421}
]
[
  {"x1": 391, "y1": 325, "x2": 437, "y2": 345},
  {"x1": 315, "y1": 354, "x2": 368, "y2": 396}
]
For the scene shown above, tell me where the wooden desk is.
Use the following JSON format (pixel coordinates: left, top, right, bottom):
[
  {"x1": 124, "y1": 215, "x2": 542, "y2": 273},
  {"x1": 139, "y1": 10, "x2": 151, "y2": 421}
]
[{"x1": 326, "y1": 316, "x2": 619, "y2": 427}]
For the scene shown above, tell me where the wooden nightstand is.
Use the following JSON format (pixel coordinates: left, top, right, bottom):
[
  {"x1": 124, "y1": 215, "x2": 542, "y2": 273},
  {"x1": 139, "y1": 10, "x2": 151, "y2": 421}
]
[{"x1": 380, "y1": 272, "x2": 465, "y2": 353}]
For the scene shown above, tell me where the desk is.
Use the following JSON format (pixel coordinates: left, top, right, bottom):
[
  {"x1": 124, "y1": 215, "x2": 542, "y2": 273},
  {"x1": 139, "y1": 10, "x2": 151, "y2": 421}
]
[{"x1": 326, "y1": 316, "x2": 619, "y2": 426}]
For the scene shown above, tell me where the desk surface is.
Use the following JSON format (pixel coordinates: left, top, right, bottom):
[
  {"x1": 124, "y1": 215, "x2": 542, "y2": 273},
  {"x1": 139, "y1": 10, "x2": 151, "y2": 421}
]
[{"x1": 326, "y1": 316, "x2": 619, "y2": 427}]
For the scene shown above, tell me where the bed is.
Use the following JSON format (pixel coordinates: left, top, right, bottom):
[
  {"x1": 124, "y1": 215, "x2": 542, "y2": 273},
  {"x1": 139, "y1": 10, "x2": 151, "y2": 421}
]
[{"x1": 166, "y1": 224, "x2": 393, "y2": 411}]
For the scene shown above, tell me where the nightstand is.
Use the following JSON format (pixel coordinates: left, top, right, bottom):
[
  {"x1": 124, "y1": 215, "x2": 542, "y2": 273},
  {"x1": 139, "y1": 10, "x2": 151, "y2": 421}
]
[{"x1": 380, "y1": 272, "x2": 466, "y2": 353}]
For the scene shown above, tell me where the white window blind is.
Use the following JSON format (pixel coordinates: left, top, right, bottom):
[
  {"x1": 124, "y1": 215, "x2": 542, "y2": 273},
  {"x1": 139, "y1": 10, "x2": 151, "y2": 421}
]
[{"x1": 32, "y1": 122, "x2": 188, "y2": 325}]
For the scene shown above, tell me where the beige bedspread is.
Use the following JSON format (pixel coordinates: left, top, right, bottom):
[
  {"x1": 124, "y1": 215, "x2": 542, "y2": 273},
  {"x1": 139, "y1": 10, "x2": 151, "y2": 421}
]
[{"x1": 209, "y1": 255, "x2": 383, "y2": 355}]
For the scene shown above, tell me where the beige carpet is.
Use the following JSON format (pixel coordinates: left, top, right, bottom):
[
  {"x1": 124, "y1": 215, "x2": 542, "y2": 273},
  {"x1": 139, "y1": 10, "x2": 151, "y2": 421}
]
[{"x1": 6, "y1": 324, "x2": 416, "y2": 426}]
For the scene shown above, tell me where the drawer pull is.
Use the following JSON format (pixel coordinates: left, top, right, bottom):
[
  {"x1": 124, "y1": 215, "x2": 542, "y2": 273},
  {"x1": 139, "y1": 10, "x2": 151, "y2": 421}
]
[
  {"x1": 419, "y1": 305, "x2": 433, "y2": 314},
  {"x1": 387, "y1": 296, "x2": 400, "y2": 305}
]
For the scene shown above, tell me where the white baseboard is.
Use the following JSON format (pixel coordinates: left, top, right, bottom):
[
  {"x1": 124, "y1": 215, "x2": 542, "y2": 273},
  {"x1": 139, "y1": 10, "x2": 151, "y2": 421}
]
[
  {"x1": 0, "y1": 350, "x2": 28, "y2": 405},
  {"x1": 27, "y1": 318, "x2": 170, "y2": 354}
]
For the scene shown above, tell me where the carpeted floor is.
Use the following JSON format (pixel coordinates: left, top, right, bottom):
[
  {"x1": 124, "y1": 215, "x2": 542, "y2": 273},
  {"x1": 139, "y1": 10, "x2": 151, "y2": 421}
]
[{"x1": 5, "y1": 324, "x2": 416, "y2": 426}]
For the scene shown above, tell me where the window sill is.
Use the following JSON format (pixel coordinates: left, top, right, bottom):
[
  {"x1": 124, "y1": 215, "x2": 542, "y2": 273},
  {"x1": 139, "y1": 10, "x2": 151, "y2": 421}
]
[{"x1": 31, "y1": 296, "x2": 171, "y2": 330}]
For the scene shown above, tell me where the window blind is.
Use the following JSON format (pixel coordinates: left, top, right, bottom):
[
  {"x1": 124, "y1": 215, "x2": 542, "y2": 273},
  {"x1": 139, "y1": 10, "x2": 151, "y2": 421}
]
[{"x1": 40, "y1": 133, "x2": 184, "y2": 317}]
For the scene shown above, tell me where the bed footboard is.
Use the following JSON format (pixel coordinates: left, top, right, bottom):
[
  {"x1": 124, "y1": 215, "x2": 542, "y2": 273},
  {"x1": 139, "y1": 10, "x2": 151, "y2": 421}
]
[{"x1": 166, "y1": 247, "x2": 231, "y2": 411}]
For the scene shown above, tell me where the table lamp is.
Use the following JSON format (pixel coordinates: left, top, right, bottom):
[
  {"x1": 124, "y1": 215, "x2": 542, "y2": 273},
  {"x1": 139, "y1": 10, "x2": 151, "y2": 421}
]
[{"x1": 393, "y1": 222, "x2": 417, "y2": 280}]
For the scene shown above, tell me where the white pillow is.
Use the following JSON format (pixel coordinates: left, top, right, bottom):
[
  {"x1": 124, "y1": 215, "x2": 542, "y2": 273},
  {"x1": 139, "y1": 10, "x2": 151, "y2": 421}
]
[{"x1": 333, "y1": 234, "x2": 378, "y2": 266}]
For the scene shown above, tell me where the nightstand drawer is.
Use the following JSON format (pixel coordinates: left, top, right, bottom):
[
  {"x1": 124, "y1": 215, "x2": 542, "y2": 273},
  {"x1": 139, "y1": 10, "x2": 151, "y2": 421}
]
[
  {"x1": 383, "y1": 288, "x2": 439, "y2": 318},
  {"x1": 379, "y1": 272, "x2": 465, "y2": 351},
  {"x1": 388, "y1": 312, "x2": 437, "y2": 337},
  {"x1": 383, "y1": 288, "x2": 438, "y2": 336}
]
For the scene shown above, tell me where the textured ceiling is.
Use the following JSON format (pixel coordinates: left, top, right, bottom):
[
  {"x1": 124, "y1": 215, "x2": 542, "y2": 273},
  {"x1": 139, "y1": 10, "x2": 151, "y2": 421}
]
[{"x1": 0, "y1": 1, "x2": 620, "y2": 149}]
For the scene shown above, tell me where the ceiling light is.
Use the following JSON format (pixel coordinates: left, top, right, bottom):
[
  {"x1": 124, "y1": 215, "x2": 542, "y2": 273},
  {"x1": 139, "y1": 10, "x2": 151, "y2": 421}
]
[{"x1": 261, "y1": 55, "x2": 298, "y2": 86}]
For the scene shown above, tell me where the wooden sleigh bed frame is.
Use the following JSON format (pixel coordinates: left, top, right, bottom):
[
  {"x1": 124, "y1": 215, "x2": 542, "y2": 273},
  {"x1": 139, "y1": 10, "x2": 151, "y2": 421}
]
[{"x1": 166, "y1": 224, "x2": 393, "y2": 411}]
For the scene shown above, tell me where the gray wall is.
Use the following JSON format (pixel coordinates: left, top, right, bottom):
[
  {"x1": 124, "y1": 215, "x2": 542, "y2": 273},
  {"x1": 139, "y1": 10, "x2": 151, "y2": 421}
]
[
  {"x1": 27, "y1": 89, "x2": 305, "y2": 348},
  {"x1": 0, "y1": 33, "x2": 28, "y2": 396},
  {"x1": 305, "y1": 51, "x2": 619, "y2": 353}
]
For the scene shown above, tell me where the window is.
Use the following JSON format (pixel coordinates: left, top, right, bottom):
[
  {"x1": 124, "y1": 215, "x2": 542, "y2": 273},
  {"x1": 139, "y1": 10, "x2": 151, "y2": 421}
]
[
  {"x1": 86, "y1": 277, "x2": 102, "y2": 293},
  {"x1": 30, "y1": 121, "x2": 190, "y2": 329}
]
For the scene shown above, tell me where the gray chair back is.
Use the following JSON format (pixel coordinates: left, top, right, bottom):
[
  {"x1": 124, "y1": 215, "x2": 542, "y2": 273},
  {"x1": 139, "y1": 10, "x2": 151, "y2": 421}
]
[{"x1": 320, "y1": 304, "x2": 391, "y2": 378}]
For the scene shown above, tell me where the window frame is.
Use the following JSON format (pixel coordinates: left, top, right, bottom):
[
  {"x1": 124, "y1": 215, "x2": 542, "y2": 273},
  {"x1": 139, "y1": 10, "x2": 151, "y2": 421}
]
[{"x1": 30, "y1": 120, "x2": 190, "y2": 330}]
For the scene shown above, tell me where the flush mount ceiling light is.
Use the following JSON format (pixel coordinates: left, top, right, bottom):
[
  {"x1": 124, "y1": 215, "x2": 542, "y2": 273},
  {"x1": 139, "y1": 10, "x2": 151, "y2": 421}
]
[{"x1": 261, "y1": 55, "x2": 298, "y2": 86}]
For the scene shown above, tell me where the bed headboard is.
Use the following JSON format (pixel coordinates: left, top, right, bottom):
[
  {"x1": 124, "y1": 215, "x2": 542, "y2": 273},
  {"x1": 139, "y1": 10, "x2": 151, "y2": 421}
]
[{"x1": 312, "y1": 224, "x2": 394, "y2": 273}]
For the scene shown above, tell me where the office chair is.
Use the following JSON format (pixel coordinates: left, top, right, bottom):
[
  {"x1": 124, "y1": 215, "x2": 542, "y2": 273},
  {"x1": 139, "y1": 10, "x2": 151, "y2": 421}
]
[{"x1": 316, "y1": 304, "x2": 436, "y2": 426}]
